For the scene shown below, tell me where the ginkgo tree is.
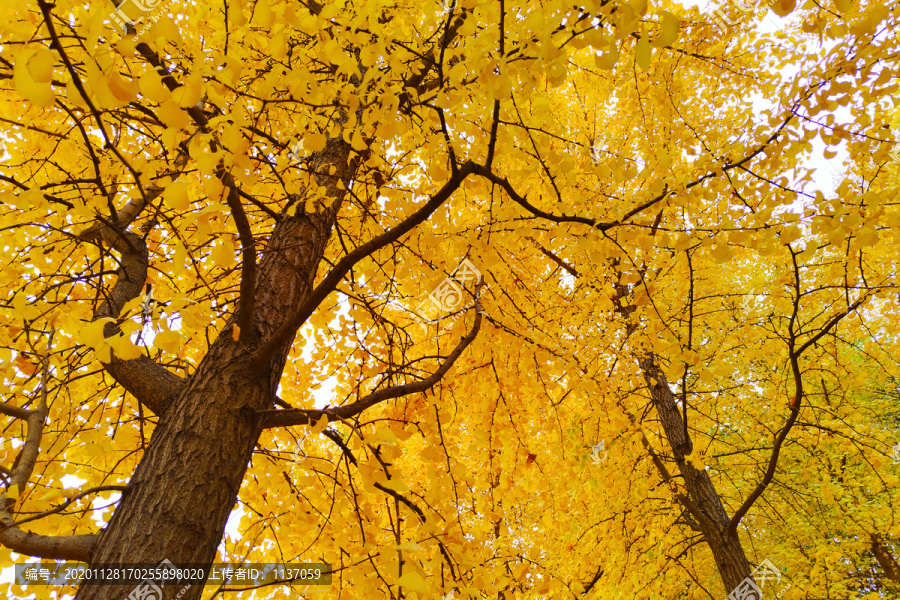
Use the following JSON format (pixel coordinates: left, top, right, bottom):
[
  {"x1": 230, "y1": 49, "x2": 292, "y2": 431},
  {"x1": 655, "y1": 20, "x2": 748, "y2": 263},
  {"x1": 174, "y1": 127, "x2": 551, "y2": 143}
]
[{"x1": 1, "y1": 0, "x2": 899, "y2": 598}]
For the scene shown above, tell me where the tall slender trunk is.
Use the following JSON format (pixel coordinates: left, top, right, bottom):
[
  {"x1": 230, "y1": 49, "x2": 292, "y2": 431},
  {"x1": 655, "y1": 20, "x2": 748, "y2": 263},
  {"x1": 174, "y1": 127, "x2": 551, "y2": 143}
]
[
  {"x1": 609, "y1": 273, "x2": 752, "y2": 593},
  {"x1": 640, "y1": 355, "x2": 752, "y2": 592}
]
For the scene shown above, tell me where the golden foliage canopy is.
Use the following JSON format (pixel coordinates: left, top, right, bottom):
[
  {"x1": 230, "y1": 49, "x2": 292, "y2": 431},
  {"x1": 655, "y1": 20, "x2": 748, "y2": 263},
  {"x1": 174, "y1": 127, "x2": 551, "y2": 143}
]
[{"x1": 1, "y1": 0, "x2": 899, "y2": 598}]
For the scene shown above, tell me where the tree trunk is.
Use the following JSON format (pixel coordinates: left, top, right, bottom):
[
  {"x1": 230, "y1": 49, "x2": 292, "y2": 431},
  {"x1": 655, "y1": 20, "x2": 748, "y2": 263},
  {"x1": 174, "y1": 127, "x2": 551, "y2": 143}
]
[
  {"x1": 639, "y1": 355, "x2": 752, "y2": 592},
  {"x1": 870, "y1": 533, "x2": 900, "y2": 583},
  {"x1": 75, "y1": 139, "x2": 354, "y2": 600}
]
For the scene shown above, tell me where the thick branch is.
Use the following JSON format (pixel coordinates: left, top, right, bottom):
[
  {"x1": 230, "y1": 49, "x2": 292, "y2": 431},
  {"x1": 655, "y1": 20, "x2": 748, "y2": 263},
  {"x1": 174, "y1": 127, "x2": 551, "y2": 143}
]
[
  {"x1": 9, "y1": 485, "x2": 126, "y2": 529},
  {"x1": 80, "y1": 226, "x2": 184, "y2": 416},
  {"x1": 870, "y1": 533, "x2": 900, "y2": 582},
  {"x1": 0, "y1": 401, "x2": 31, "y2": 420},
  {"x1": 472, "y1": 105, "x2": 798, "y2": 230},
  {"x1": 218, "y1": 165, "x2": 257, "y2": 339},
  {"x1": 472, "y1": 164, "x2": 613, "y2": 228},
  {"x1": 0, "y1": 527, "x2": 97, "y2": 562},
  {"x1": 259, "y1": 284, "x2": 484, "y2": 429},
  {"x1": 727, "y1": 290, "x2": 869, "y2": 535},
  {"x1": 0, "y1": 337, "x2": 97, "y2": 561},
  {"x1": 7, "y1": 334, "x2": 52, "y2": 495},
  {"x1": 251, "y1": 161, "x2": 479, "y2": 369}
]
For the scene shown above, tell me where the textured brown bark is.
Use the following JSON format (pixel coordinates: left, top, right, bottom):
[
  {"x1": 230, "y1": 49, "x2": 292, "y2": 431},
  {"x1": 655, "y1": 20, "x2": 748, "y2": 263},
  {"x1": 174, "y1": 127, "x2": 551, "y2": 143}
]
[
  {"x1": 609, "y1": 273, "x2": 751, "y2": 594},
  {"x1": 870, "y1": 533, "x2": 900, "y2": 582},
  {"x1": 74, "y1": 138, "x2": 355, "y2": 600},
  {"x1": 639, "y1": 355, "x2": 752, "y2": 592}
]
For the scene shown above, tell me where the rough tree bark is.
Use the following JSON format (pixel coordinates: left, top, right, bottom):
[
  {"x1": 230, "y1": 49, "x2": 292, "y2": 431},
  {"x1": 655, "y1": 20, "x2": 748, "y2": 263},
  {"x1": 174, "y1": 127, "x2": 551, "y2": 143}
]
[
  {"x1": 74, "y1": 134, "x2": 357, "y2": 600},
  {"x1": 638, "y1": 355, "x2": 752, "y2": 592},
  {"x1": 526, "y1": 248, "x2": 754, "y2": 593},
  {"x1": 870, "y1": 533, "x2": 900, "y2": 583}
]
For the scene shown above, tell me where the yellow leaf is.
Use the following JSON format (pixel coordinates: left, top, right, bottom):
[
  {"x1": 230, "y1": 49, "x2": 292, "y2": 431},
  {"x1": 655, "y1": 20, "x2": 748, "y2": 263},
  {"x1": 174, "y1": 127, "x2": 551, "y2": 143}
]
[
  {"x1": 164, "y1": 181, "x2": 191, "y2": 211},
  {"x1": 350, "y1": 129, "x2": 368, "y2": 152},
  {"x1": 14, "y1": 50, "x2": 54, "y2": 107},
  {"x1": 210, "y1": 242, "x2": 235, "y2": 269},
  {"x1": 80, "y1": 318, "x2": 115, "y2": 349},
  {"x1": 371, "y1": 428, "x2": 400, "y2": 446},
  {"x1": 312, "y1": 414, "x2": 330, "y2": 434},
  {"x1": 780, "y1": 226, "x2": 801, "y2": 244},
  {"x1": 228, "y1": 2, "x2": 247, "y2": 26},
  {"x1": 108, "y1": 335, "x2": 143, "y2": 361},
  {"x1": 270, "y1": 29, "x2": 287, "y2": 59},
  {"x1": 770, "y1": 0, "x2": 796, "y2": 17},
  {"x1": 108, "y1": 72, "x2": 139, "y2": 103},
  {"x1": 396, "y1": 571, "x2": 428, "y2": 594},
  {"x1": 94, "y1": 75, "x2": 127, "y2": 109},
  {"x1": 27, "y1": 48, "x2": 56, "y2": 83},
  {"x1": 674, "y1": 235, "x2": 692, "y2": 252},
  {"x1": 171, "y1": 243, "x2": 188, "y2": 274},
  {"x1": 158, "y1": 100, "x2": 191, "y2": 130},
  {"x1": 394, "y1": 542, "x2": 424, "y2": 552},
  {"x1": 833, "y1": 0, "x2": 853, "y2": 11},
  {"x1": 66, "y1": 78, "x2": 89, "y2": 105},
  {"x1": 154, "y1": 330, "x2": 182, "y2": 354},
  {"x1": 653, "y1": 11, "x2": 680, "y2": 47},
  {"x1": 14, "y1": 355, "x2": 38, "y2": 376},
  {"x1": 139, "y1": 71, "x2": 170, "y2": 103},
  {"x1": 231, "y1": 325, "x2": 241, "y2": 341},
  {"x1": 173, "y1": 73, "x2": 202, "y2": 109},
  {"x1": 711, "y1": 243, "x2": 733, "y2": 263},
  {"x1": 255, "y1": 1, "x2": 275, "y2": 27},
  {"x1": 323, "y1": 40, "x2": 346, "y2": 66},
  {"x1": 85, "y1": 443, "x2": 106, "y2": 457},
  {"x1": 419, "y1": 445, "x2": 445, "y2": 463},
  {"x1": 305, "y1": 133, "x2": 327, "y2": 153},
  {"x1": 635, "y1": 36, "x2": 652, "y2": 70}
]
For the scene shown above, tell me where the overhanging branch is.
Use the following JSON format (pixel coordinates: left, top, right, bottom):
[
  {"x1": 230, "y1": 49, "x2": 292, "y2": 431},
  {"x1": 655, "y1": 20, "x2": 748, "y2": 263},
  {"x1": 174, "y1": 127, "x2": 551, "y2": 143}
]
[
  {"x1": 0, "y1": 335, "x2": 99, "y2": 561},
  {"x1": 81, "y1": 225, "x2": 184, "y2": 416},
  {"x1": 251, "y1": 161, "x2": 479, "y2": 370},
  {"x1": 258, "y1": 282, "x2": 484, "y2": 429}
]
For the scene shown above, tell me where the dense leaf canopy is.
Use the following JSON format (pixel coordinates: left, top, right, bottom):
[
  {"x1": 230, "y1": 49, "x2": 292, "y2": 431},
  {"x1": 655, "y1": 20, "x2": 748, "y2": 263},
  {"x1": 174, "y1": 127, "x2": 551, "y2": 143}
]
[{"x1": 1, "y1": 0, "x2": 900, "y2": 598}]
